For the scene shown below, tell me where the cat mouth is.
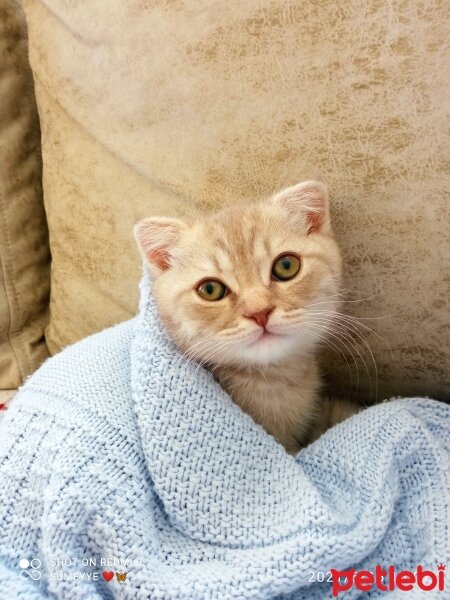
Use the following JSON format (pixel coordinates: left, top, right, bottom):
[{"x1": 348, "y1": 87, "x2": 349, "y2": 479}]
[
  {"x1": 261, "y1": 330, "x2": 276, "y2": 339},
  {"x1": 251, "y1": 329, "x2": 283, "y2": 344}
]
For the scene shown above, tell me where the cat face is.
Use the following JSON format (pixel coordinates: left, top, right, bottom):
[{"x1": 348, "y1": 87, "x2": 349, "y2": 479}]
[{"x1": 135, "y1": 181, "x2": 342, "y2": 367}]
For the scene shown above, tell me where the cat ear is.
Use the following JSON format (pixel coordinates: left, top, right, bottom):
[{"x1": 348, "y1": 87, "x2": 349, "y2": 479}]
[
  {"x1": 134, "y1": 217, "x2": 186, "y2": 276},
  {"x1": 272, "y1": 180, "x2": 330, "y2": 234}
]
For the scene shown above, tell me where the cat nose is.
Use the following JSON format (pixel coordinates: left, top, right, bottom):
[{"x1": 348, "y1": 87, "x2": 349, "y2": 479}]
[{"x1": 244, "y1": 307, "x2": 274, "y2": 328}]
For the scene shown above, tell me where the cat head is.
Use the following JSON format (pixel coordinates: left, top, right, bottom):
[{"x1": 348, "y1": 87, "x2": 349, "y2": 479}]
[{"x1": 134, "y1": 180, "x2": 342, "y2": 367}]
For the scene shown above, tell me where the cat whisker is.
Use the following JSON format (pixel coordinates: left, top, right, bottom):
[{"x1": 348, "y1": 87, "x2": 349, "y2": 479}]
[
  {"x1": 327, "y1": 284, "x2": 375, "y2": 298},
  {"x1": 174, "y1": 331, "x2": 220, "y2": 371},
  {"x1": 192, "y1": 336, "x2": 234, "y2": 367},
  {"x1": 307, "y1": 309, "x2": 392, "y2": 352},
  {"x1": 220, "y1": 330, "x2": 257, "y2": 342},
  {"x1": 306, "y1": 314, "x2": 380, "y2": 402},
  {"x1": 197, "y1": 340, "x2": 236, "y2": 377},
  {"x1": 292, "y1": 320, "x2": 365, "y2": 391},
  {"x1": 304, "y1": 296, "x2": 377, "y2": 308},
  {"x1": 290, "y1": 308, "x2": 379, "y2": 398},
  {"x1": 208, "y1": 345, "x2": 236, "y2": 377},
  {"x1": 174, "y1": 331, "x2": 215, "y2": 361},
  {"x1": 298, "y1": 325, "x2": 358, "y2": 391},
  {"x1": 221, "y1": 328, "x2": 248, "y2": 338},
  {"x1": 303, "y1": 318, "x2": 376, "y2": 401}
]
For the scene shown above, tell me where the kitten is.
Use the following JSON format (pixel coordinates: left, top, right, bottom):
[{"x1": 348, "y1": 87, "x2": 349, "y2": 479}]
[{"x1": 134, "y1": 180, "x2": 357, "y2": 453}]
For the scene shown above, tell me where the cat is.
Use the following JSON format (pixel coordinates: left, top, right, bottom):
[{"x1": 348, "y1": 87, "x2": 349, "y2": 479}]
[{"x1": 134, "y1": 180, "x2": 358, "y2": 453}]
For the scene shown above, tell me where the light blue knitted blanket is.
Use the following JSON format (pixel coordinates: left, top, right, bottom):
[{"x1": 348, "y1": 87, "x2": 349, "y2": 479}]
[{"x1": 0, "y1": 273, "x2": 449, "y2": 599}]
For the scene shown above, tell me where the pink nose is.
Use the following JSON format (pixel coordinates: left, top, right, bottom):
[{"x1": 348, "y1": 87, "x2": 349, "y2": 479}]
[{"x1": 244, "y1": 307, "x2": 274, "y2": 328}]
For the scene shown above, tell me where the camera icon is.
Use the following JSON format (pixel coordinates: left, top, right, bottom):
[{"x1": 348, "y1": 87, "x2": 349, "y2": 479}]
[{"x1": 19, "y1": 558, "x2": 41, "y2": 581}]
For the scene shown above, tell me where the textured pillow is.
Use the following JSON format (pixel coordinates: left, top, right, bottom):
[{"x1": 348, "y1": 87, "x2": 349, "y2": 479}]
[
  {"x1": 22, "y1": 0, "x2": 449, "y2": 402},
  {"x1": 0, "y1": 0, "x2": 50, "y2": 388}
]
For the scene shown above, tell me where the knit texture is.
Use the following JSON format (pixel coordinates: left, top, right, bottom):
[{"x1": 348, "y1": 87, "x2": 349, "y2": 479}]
[{"x1": 0, "y1": 272, "x2": 449, "y2": 599}]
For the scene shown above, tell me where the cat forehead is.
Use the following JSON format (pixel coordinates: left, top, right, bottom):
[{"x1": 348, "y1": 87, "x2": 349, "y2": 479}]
[
  {"x1": 177, "y1": 203, "x2": 300, "y2": 277},
  {"x1": 198, "y1": 203, "x2": 290, "y2": 254},
  {"x1": 190, "y1": 206, "x2": 282, "y2": 258}
]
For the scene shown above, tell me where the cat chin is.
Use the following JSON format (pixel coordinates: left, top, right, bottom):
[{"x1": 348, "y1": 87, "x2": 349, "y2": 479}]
[{"x1": 226, "y1": 332, "x2": 314, "y2": 366}]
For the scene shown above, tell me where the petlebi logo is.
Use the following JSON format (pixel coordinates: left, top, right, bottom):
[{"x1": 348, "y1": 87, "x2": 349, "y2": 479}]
[
  {"x1": 330, "y1": 564, "x2": 446, "y2": 596},
  {"x1": 19, "y1": 558, "x2": 41, "y2": 581}
]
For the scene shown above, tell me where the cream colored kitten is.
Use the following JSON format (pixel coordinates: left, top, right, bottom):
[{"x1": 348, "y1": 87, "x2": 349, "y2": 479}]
[{"x1": 134, "y1": 180, "x2": 357, "y2": 453}]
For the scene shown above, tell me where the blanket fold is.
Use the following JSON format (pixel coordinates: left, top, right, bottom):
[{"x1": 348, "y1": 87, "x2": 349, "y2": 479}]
[{"x1": 0, "y1": 272, "x2": 448, "y2": 599}]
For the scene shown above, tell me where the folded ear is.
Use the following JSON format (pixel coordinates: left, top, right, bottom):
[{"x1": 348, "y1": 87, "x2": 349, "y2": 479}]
[
  {"x1": 272, "y1": 180, "x2": 331, "y2": 234},
  {"x1": 133, "y1": 217, "x2": 186, "y2": 276}
]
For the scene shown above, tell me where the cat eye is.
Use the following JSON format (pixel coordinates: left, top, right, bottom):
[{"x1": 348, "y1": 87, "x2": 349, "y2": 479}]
[
  {"x1": 271, "y1": 253, "x2": 301, "y2": 281},
  {"x1": 196, "y1": 279, "x2": 228, "y2": 301}
]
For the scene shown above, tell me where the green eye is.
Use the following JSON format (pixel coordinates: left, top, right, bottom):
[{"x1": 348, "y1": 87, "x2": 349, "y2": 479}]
[
  {"x1": 271, "y1": 253, "x2": 301, "y2": 281},
  {"x1": 197, "y1": 279, "x2": 228, "y2": 301}
]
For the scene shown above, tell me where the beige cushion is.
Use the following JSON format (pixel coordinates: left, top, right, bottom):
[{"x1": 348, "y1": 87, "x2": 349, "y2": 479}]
[
  {"x1": 22, "y1": 0, "x2": 449, "y2": 402},
  {"x1": 0, "y1": 0, "x2": 50, "y2": 388}
]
